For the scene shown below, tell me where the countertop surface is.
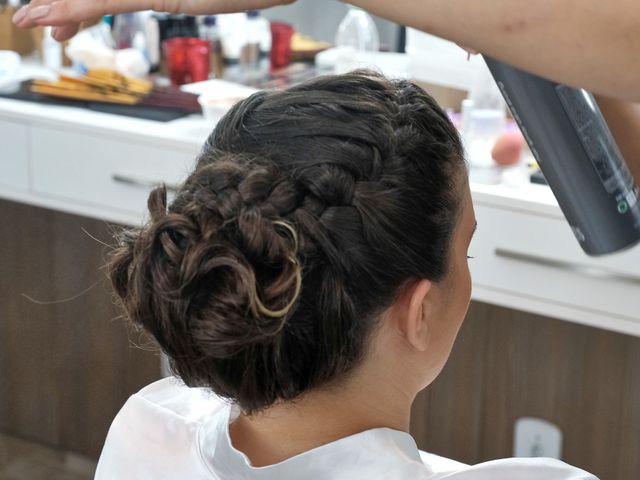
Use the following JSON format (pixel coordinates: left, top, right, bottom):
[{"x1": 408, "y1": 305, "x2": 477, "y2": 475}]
[
  {"x1": 0, "y1": 90, "x2": 561, "y2": 220},
  {"x1": 1, "y1": 61, "x2": 215, "y2": 149},
  {"x1": 0, "y1": 96, "x2": 215, "y2": 150}
]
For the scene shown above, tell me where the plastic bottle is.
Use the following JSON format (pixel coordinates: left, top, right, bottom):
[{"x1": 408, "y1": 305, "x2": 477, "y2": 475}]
[
  {"x1": 240, "y1": 11, "x2": 261, "y2": 69},
  {"x1": 112, "y1": 13, "x2": 143, "y2": 49},
  {"x1": 334, "y1": 6, "x2": 380, "y2": 73},
  {"x1": 143, "y1": 14, "x2": 161, "y2": 71},
  {"x1": 200, "y1": 16, "x2": 224, "y2": 78},
  {"x1": 335, "y1": 6, "x2": 380, "y2": 52},
  {"x1": 485, "y1": 57, "x2": 640, "y2": 255},
  {"x1": 464, "y1": 62, "x2": 508, "y2": 184},
  {"x1": 42, "y1": 26, "x2": 63, "y2": 70},
  {"x1": 218, "y1": 13, "x2": 245, "y2": 65},
  {"x1": 254, "y1": 12, "x2": 272, "y2": 58}
]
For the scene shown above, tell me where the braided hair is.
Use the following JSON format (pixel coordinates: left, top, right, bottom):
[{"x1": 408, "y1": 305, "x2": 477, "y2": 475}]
[{"x1": 108, "y1": 70, "x2": 466, "y2": 413}]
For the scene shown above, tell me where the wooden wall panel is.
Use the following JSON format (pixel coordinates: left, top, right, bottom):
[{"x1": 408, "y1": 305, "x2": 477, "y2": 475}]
[
  {"x1": 3, "y1": 198, "x2": 639, "y2": 476},
  {"x1": 0, "y1": 199, "x2": 161, "y2": 459},
  {"x1": 411, "y1": 301, "x2": 640, "y2": 480}
]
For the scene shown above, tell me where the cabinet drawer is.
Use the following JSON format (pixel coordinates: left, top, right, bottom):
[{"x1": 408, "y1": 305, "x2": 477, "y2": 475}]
[
  {"x1": 470, "y1": 203, "x2": 640, "y2": 322},
  {"x1": 0, "y1": 118, "x2": 29, "y2": 191},
  {"x1": 30, "y1": 125, "x2": 198, "y2": 219}
]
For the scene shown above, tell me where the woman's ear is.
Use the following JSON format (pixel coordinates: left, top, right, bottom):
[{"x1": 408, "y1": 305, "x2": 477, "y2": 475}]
[{"x1": 395, "y1": 279, "x2": 433, "y2": 352}]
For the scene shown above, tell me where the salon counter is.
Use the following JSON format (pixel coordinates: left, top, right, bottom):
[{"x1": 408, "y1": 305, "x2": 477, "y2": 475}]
[
  {"x1": 1, "y1": 96, "x2": 639, "y2": 341},
  {"x1": 0, "y1": 96, "x2": 209, "y2": 225}
]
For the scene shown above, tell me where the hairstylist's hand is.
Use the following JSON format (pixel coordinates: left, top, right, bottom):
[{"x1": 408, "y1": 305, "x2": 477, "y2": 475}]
[{"x1": 12, "y1": 0, "x2": 296, "y2": 42}]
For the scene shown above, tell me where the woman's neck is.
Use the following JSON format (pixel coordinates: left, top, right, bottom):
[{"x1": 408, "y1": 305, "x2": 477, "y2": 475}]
[{"x1": 228, "y1": 367, "x2": 415, "y2": 467}]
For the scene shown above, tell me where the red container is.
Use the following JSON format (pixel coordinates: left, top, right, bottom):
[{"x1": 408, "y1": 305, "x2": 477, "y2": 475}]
[
  {"x1": 270, "y1": 22, "x2": 294, "y2": 70},
  {"x1": 163, "y1": 38, "x2": 211, "y2": 86}
]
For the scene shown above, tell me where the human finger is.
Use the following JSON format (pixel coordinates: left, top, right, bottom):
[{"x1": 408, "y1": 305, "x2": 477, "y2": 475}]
[
  {"x1": 14, "y1": 0, "x2": 296, "y2": 28},
  {"x1": 14, "y1": 0, "x2": 153, "y2": 28},
  {"x1": 51, "y1": 23, "x2": 81, "y2": 43}
]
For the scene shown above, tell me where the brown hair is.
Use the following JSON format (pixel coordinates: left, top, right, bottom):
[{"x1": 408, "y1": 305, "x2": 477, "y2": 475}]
[{"x1": 109, "y1": 71, "x2": 465, "y2": 413}]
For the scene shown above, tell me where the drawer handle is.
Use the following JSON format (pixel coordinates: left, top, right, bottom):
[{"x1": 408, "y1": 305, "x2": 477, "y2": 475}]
[
  {"x1": 112, "y1": 173, "x2": 180, "y2": 193},
  {"x1": 495, "y1": 248, "x2": 640, "y2": 286}
]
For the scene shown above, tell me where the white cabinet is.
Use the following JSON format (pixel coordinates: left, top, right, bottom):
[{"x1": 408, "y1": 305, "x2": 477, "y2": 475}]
[
  {"x1": 0, "y1": 117, "x2": 30, "y2": 191},
  {"x1": 30, "y1": 125, "x2": 199, "y2": 221},
  {"x1": 471, "y1": 201, "x2": 640, "y2": 336}
]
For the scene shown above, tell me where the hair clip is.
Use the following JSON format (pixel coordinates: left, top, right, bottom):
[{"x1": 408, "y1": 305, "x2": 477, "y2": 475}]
[
  {"x1": 250, "y1": 220, "x2": 302, "y2": 325},
  {"x1": 253, "y1": 255, "x2": 302, "y2": 321},
  {"x1": 273, "y1": 219, "x2": 299, "y2": 254}
]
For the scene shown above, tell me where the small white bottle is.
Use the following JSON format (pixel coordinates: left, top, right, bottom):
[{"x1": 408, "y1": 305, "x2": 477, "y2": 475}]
[
  {"x1": 42, "y1": 27, "x2": 63, "y2": 70},
  {"x1": 144, "y1": 15, "x2": 161, "y2": 70},
  {"x1": 200, "y1": 16, "x2": 224, "y2": 78},
  {"x1": 240, "y1": 11, "x2": 261, "y2": 69},
  {"x1": 335, "y1": 6, "x2": 380, "y2": 52},
  {"x1": 254, "y1": 12, "x2": 272, "y2": 58},
  {"x1": 334, "y1": 6, "x2": 380, "y2": 73},
  {"x1": 464, "y1": 63, "x2": 508, "y2": 184}
]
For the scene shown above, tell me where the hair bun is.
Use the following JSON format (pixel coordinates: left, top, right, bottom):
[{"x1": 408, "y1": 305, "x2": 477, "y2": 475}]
[{"x1": 110, "y1": 161, "x2": 304, "y2": 364}]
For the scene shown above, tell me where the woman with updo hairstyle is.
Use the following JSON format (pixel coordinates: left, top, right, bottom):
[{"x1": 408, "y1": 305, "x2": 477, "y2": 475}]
[{"x1": 96, "y1": 71, "x2": 595, "y2": 480}]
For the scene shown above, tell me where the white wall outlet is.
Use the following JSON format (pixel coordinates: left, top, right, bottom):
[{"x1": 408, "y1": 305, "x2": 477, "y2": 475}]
[{"x1": 513, "y1": 417, "x2": 563, "y2": 459}]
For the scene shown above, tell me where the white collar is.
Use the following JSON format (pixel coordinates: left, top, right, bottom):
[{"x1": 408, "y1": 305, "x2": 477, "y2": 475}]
[{"x1": 198, "y1": 403, "x2": 431, "y2": 480}]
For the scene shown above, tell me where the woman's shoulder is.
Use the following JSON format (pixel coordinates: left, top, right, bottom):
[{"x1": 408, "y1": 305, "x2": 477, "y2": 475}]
[
  {"x1": 133, "y1": 376, "x2": 227, "y2": 420},
  {"x1": 421, "y1": 452, "x2": 598, "y2": 479},
  {"x1": 95, "y1": 377, "x2": 227, "y2": 480}
]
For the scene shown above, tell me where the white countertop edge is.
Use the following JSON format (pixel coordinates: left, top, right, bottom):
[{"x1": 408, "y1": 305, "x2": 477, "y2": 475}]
[
  {"x1": 0, "y1": 98, "x2": 214, "y2": 150},
  {"x1": 471, "y1": 182, "x2": 562, "y2": 219}
]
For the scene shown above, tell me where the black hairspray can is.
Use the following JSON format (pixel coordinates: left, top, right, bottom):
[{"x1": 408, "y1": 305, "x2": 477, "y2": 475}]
[{"x1": 484, "y1": 57, "x2": 640, "y2": 256}]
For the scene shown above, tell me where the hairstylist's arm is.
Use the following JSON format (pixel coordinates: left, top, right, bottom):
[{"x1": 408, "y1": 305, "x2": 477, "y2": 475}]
[
  {"x1": 596, "y1": 97, "x2": 640, "y2": 185},
  {"x1": 12, "y1": 0, "x2": 294, "y2": 43},
  {"x1": 13, "y1": 0, "x2": 640, "y2": 101},
  {"x1": 347, "y1": 0, "x2": 640, "y2": 102}
]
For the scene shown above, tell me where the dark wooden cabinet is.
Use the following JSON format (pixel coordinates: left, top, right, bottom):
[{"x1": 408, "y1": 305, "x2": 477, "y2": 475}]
[
  {"x1": 411, "y1": 301, "x2": 640, "y2": 480},
  {"x1": 0, "y1": 199, "x2": 160, "y2": 460},
  {"x1": 2, "y1": 199, "x2": 639, "y2": 479}
]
